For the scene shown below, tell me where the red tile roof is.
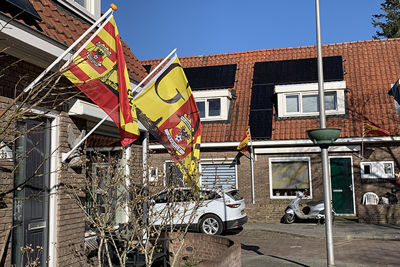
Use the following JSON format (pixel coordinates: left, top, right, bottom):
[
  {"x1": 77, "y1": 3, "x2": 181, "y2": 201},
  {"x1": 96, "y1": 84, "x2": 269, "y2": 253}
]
[
  {"x1": 142, "y1": 39, "x2": 400, "y2": 143},
  {"x1": 10, "y1": 0, "x2": 147, "y2": 83},
  {"x1": 87, "y1": 134, "x2": 120, "y2": 147}
]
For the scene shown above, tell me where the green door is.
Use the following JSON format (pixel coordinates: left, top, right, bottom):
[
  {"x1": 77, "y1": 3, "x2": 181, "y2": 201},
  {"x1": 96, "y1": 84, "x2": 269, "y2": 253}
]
[{"x1": 330, "y1": 157, "x2": 354, "y2": 214}]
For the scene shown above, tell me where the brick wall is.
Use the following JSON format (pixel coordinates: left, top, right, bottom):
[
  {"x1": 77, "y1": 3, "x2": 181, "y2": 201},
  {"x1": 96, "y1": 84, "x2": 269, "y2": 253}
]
[
  {"x1": 168, "y1": 232, "x2": 241, "y2": 267},
  {"x1": 56, "y1": 113, "x2": 87, "y2": 266},
  {"x1": 357, "y1": 143, "x2": 400, "y2": 199},
  {"x1": 0, "y1": 54, "x2": 41, "y2": 99},
  {"x1": 357, "y1": 204, "x2": 400, "y2": 224},
  {"x1": 150, "y1": 148, "x2": 330, "y2": 222},
  {"x1": 0, "y1": 96, "x2": 14, "y2": 267},
  {"x1": 149, "y1": 145, "x2": 400, "y2": 223}
]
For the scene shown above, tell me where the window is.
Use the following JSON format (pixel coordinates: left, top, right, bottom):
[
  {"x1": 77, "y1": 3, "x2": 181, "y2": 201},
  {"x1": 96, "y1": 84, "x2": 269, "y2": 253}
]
[
  {"x1": 360, "y1": 161, "x2": 395, "y2": 179},
  {"x1": 164, "y1": 160, "x2": 237, "y2": 189},
  {"x1": 197, "y1": 101, "x2": 205, "y2": 118},
  {"x1": 276, "y1": 81, "x2": 346, "y2": 118},
  {"x1": 285, "y1": 92, "x2": 337, "y2": 114},
  {"x1": 269, "y1": 157, "x2": 312, "y2": 199},
  {"x1": 208, "y1": 99, "x2": 221, "y2": 116},
  {"x1": 200, "y1": 162, "x2": 237, "y2": 189},
  {"x1": 148, "y1": 167, "x2": 159, "y2": 182},
  {"x1": 165, "y1": 161, "x2": 184, "y2": 187},
  {"x1": 57, "y1": 0, "x2": 100, "y2": 21},
  {"x1": 193, "y1": 89, "x2": 232, "y2": 121},
  {"x1": 395, "y1": 99, "x2": 400, "y2": 115},
  {"x1": 88, "y1": 161, "x2": 127, "y2": 226},
  {"x1": 74, "y1": 0, "x2": 86, "y2": 7},
  {"x1": 196, "y1": 98, "x2": 221, "y2": 118}
]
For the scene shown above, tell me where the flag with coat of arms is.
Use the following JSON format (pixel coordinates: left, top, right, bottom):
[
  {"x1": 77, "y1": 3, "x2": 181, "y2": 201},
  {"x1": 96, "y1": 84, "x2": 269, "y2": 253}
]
[
  {"x1": 63, "y1": 15, "x2": 139, "y2": 147},
  {"x1": 134, "y1": 56, "x2": 201, "y2": 185}
]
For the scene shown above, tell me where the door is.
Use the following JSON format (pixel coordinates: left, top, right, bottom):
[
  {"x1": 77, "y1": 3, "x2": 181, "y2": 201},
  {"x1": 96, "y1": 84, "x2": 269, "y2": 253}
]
[
  {"x1": 329, "y1": 157, "x2": 354, "y2": 214},
  {"x1": 12, "y1": 119, "x2": 50, "y2": 266}
]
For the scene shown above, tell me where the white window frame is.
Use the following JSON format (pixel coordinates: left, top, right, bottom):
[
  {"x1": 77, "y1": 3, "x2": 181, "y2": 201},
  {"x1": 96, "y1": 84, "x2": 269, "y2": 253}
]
[
  {"x1": 360, "y1": 161, "x2": 395, "y2": 179},
  {"x1": 57, "y1": 0, "x2": 100, "y2": 22},
  {"x1": 275, "y1": 81, "x2": 346, "y2": 118},
  {"x1": 148, "y1": 166, "x2": 159, "y2": 182},
  {"x1": 269, "y1": 157, "x2": 312, "y2": 199},
  {"x1": 163, "y1": 158, "x2": 238, "y2": 189},
  {"x1": 193, "y1": 89, "x2": 232, "y2": 122},
  {"x1": 199, "y1": 158, "x2": 238, "y2": 189}
]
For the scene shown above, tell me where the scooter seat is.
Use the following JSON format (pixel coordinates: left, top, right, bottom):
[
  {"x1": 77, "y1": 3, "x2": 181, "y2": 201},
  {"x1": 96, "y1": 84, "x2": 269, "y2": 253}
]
[{"x1": 306, "y1": 200, "x2": 324, "y2": 206}]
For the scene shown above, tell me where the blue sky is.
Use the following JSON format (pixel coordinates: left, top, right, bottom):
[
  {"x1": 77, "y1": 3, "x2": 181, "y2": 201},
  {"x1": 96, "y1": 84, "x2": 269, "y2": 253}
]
[{"x1": 101, "y1": 1, "x2": 383, "y2": 60}]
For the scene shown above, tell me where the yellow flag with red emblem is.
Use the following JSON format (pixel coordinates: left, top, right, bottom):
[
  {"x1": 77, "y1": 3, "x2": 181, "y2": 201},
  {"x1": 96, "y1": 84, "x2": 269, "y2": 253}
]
[
  {"x1": 63, "y1": 15, "x2": 139, "y2": 146},
  {"x1": 134, "y1": 56, "x2": 201, "y2": 185}
]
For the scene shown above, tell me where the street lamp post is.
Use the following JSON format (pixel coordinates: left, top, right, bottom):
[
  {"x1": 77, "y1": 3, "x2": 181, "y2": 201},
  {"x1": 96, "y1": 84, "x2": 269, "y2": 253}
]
[{"x1": 314, "y1": 0, "x2": 335, "y2": 266}]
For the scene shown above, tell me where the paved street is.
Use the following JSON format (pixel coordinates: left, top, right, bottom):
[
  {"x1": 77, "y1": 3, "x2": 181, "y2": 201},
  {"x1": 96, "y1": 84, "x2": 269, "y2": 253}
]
[{"x1": 225, "y1": 220, "x2": 400, "y2": 267}]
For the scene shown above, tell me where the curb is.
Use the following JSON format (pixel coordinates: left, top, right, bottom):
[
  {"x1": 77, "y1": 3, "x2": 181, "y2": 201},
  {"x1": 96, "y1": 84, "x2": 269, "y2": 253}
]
[{"x1": 242, "y1": 222, "x2": 400, "y2": 241}]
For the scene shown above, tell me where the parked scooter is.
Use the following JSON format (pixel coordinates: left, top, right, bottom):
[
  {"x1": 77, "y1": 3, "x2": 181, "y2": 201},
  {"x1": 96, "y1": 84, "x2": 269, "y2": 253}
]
[{"x1": 283, "y1": 190, "x2": 334, "y2": 224}]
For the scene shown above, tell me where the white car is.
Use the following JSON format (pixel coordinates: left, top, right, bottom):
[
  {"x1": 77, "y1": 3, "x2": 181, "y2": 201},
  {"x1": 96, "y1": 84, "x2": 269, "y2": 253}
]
[{"x1": 150, "y1": 188, "x2": 247, "y2": 235}]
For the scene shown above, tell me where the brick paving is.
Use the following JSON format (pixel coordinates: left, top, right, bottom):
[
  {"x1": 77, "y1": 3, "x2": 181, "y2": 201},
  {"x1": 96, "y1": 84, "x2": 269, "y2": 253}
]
[{"x1": 225, "y1": 221, "x2": 400, "y2": 267}]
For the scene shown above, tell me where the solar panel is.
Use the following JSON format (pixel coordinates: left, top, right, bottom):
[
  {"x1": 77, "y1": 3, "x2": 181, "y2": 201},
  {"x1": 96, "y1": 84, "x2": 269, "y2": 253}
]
[
  {"x1": 184, "y1": 64, "x2": 237, "y2": 90},
  {"x1": 249, "y1": 84, "x2": 274, "y2": 138},
  {"x1": 249, "y1": 110, "x2": 273, "y2": 139},
  {"x1": 5, "y1": 0, "x2": 41, "y2": 21},
  {"x1": 250, "y1": 84, "x2": 274, "y2": 110},
  {"x1": 253, "y1": 56, "x2": 343, "y2": 85},
  {"x1": 249, "y1": 56, "x2": 344, "y2": 139}
]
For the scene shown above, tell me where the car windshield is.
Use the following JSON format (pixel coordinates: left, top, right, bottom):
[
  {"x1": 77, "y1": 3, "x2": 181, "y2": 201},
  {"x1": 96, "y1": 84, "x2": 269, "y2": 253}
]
[{"x1": 225, "y1": 190, "x2": 243, "y2": 201}]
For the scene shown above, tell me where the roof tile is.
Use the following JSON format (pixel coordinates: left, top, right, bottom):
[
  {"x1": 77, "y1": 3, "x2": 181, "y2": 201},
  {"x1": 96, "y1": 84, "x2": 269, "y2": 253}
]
[
  {"x1": 142, "y1": 39, "x2": 400, "y2": 143},
  {"x1": 7, "y1": 0, "x2": 148, "y2": 83}
]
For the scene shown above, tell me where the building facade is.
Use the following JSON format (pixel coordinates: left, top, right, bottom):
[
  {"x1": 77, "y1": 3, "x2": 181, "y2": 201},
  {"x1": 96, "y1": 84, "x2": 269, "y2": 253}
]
[
  {"x1": 142, "y1": 39, "x2": 400, "y2": 223},
  {"x1": 0, "y1": 0, "x2": 147, "y2": 266}
]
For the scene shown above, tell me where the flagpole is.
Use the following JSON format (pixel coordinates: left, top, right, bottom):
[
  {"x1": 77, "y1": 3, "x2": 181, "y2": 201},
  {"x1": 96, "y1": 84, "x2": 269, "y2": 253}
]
[
  {"x1": 249, "y1": 129, "x2": 255, "y2": 204},
  {"x1": 24, "y1": 5, "x2": 117, "y2": 93},
  {"x1": 0, "y1": 5, "x2": 117, "y2": 119},
  {"x1": 61, "y1": 110, "x2": 113, "y2": 162},
  {"x1": 361, "y1": 123, "x2": 364, "y2": 158},
  {"x1": 62, "y1": 48, "x2": 177, "y2": 163},
  {"x1": 315, "y1": 0, "x2": 335, "y2": 265},
  {"x1": 133, "y1": 48, "x2": 177, "y2": 99}
]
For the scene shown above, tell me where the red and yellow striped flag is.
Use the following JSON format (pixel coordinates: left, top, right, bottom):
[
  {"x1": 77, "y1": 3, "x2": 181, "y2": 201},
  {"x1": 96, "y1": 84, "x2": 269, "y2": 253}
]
[
  {"x1": 363, "y1": 123, "x2": 390, "y2": 137},
  {"x1": 63, "y1": 15, "x2": 139, "y2": 146},
  {"x1": 237, "y1": 129, "x2": 250, "y2": 152}
]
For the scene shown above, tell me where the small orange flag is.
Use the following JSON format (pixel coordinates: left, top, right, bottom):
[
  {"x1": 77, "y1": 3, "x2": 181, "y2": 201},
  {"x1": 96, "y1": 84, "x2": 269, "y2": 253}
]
[{"x1": 237, "y1": 129, "x2": 250, "y2": 152}]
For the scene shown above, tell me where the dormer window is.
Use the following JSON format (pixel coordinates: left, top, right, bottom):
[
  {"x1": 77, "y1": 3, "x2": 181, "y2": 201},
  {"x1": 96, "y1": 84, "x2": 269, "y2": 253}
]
[
  {"x1": 193, "y1": 89, "x2": 232, "y2": 122},
  {"x1": 275, "y1": 81, "x2": 346, "y2": 118},
  {"x1": 182, "y1": 64, "x2": 237, "y2": 122},
  {"x1": 74, "y1": 0, "x2": 86, "y2": 8},
  {"x1": 57, "y1": 0, "x2": 100, "y2": 22}
]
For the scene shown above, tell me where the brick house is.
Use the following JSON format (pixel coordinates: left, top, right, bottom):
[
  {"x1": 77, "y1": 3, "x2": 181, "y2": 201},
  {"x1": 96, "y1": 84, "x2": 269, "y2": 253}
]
[
  {"x1": 142, "y1": 39, "x2": 400, "y2": 224},
  {"x1": 0, "y1": 0, "x2": 147, "y2": 266}
]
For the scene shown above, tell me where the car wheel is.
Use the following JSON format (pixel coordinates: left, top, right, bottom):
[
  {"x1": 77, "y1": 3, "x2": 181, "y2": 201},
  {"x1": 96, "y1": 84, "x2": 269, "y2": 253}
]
[
  {"x1": 199, "y1": 214, "x2": 223, "y2": 235},
  {"x1": 283, "y1": 213, "x2": 295, "y2": 224}
]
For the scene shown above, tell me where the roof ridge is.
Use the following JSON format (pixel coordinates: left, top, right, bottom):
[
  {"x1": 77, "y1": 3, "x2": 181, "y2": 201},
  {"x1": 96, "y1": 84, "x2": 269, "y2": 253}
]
[{"x1": 141, "y1": 38, "x2": 400, "y2": 62}]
